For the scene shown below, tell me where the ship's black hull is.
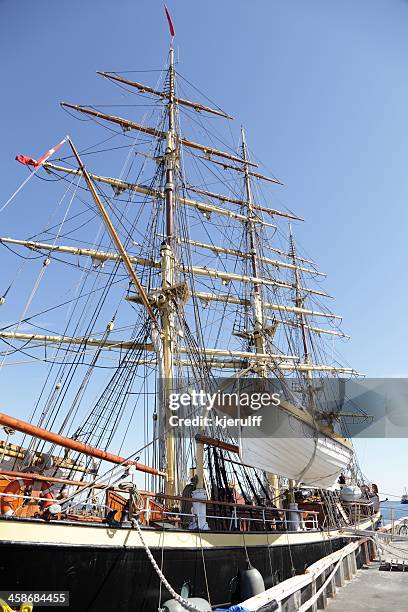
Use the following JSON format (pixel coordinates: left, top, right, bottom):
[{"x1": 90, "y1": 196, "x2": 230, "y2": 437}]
[{"x1": 0, "y1": 536, "x2": 349, "y2": 611}]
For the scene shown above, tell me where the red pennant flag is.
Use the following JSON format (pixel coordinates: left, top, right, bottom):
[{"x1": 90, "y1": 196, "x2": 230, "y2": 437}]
[
  {"x1": 15, "y1": 138, "x2": 67, "y2": 169},
  {"x1": 15, "y1": 155, "x2": 37, "y2": 167},
  {"x1": 164, "y1": 4, "x2": 175, "y2": 37}
]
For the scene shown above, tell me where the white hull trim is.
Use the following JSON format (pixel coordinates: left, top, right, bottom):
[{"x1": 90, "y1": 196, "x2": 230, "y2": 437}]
[{"x1": 0, "y1": 514, "x2": 379, "y2": 550}]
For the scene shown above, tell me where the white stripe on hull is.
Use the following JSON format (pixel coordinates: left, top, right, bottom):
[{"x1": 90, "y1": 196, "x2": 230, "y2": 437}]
[{"x1": 0, "y1": 514, "x2": 378, "y2": 550}]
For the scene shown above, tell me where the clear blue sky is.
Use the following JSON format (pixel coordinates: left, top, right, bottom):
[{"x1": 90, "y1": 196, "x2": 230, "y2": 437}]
[{"x1": 1, "y1": 0, "x2": 408, "y2": 496}]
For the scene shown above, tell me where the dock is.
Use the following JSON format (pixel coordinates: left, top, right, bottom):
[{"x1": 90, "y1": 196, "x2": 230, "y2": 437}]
[
  {"x1": 233, "y1": 516, "x2": 408, "y2": 612},
  {"x1": 326, "y1": 560, "x2": 407, "y2": 611}
]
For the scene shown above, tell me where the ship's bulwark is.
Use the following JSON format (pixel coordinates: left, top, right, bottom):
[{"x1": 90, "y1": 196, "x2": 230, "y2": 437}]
[{"x1": 0, "y1": 533, "x2": 347, "y2": 611}]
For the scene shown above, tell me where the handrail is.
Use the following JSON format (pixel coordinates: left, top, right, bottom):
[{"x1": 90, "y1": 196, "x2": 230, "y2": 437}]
[
  {"x1": 138, "y1": 509, "x2": 318, "y2": 529},
  {"x1": 154, "y1": 492, "x2": 319, "y2": 515},
  {"x1": 0, "y1": 493, "x2": 317, "y2": 529}
]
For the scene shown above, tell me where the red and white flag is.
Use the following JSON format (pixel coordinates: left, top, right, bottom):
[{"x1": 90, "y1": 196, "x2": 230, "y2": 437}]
[
  {"x1": 164, "y1": 4, "x2": 175, "y2": 38},
  {"x1": 15, "y1": 155, "x2": 36, "y2": 167},
  {"x1": 16, "y1": 137, "x2": 67, "y2": 168}
]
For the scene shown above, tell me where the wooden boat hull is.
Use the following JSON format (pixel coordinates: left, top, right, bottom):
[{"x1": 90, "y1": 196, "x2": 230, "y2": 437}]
[
  {"x1": 239, "y1": 400, "x2": 353, "y2": 490},
  {"x1": 0, "y1": 515, "x2": 378, "y2": 611}
]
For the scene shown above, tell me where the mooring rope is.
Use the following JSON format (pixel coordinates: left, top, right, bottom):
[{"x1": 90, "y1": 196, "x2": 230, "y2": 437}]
[{"x1": 133, "y1": 519, "x2": 202, "y2": 612}]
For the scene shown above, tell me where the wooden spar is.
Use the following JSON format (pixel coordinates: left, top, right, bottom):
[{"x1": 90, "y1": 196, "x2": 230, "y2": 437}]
[
  {"x1": 0, "y1": 331, "x2": 291, "y2": 361},
  {"x1": 0, "y1": 412, "x2": 165, "y2": 476},
  {"x1": 0, "y1": 468, "x2": 154, "y2": 492},
  {"x1": 61, "y1": 103, "x2": 257, "y2": 167},
  {"x1": 193, "y1": 361, "x2": 359, "y2": 374},
  {"x1": 43, "y1": 162, "x2": 275, "y2": 228},
  {"x1": 0, "y1": 330, "x2": 152, "y2": 350},
  {"x1": 0, "y1": 329, "x2": 298, "y2": 361},
  {"x1": 96, "y1": 71, "x2": 233, "y2": 119},
  {"x1": 131, "y1": 359, "x2": 239, "y2": 369},
  {"x1": 0, "y1": 238, "x2": 160, "y2": 269},
  {"x1": 0, "y1": 468, "x2": 88, "y2": 487},
  {"x1": 280, "y1": 364, "x2": 359, "y2": 374},
  {"x1": 185, "y1": 184, "x2": 303, "y2": 221},
  {"x1": 178, "y1": 264, "x2": 332, "y2": 298},
  {"x1": 193, "y1": 291, "x2": 342, "y2": 320},
  {"x1": 196, "y1": 155, "x2": 283, "y2": 184},
  {"x1": 265, "y1": 244, "x2": 316, "y2": 266},
  {"x1": 181, "y1": 347, "x2": 298, "y2": 360},
  {"x1": 0, "y1": 236, "x2": 324, "y2": 277},
  {"x1": 178, "y1": 238, "x2": 325, "y2": 276},
  {"x1": 133, "y1": 358, "x2": 360, "y2": 375},
  {"x1": 1, "y1": 237, "x2": 329, "y2": 295},
  {"x1": 265, "y1": 316, "x2": 349, "y2": 338},
  {"x1": 67, "y1": 138, "x2": 158, "y2": 325},
  {"x1": 194, "y1": 434, "x2": 239, "y2": 454}
]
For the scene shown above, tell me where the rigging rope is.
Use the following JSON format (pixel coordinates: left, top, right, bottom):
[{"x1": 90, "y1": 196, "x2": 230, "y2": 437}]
[{"x1": 0, "y1": 168, "x2": 38, "y2": 214}]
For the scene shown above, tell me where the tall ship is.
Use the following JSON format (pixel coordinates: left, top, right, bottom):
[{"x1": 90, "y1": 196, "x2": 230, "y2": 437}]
[
  {"x1": 0, "y1": 28, "x2": 379, "y2": 612},
  {"x1": 401, "y1": 489, "x2": 408, "y2": 504}
]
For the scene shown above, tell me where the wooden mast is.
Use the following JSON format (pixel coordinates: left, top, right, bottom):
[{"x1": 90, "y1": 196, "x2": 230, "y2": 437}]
[
  {"x1": 289, "y1": 224, "x2": 311, "y2": 368},
  {"x1": 161, "y1": 46, "x2": 178, "y2": 496},
  {"x1": 241, "y1": 128, "x2": 266, "y2": 362},
  {"x1": 288, "y1": 225, "x2": 313, "y2": 501},
  {"x1": 241, "y1": 128, "x2": 281, "y2": 506}
]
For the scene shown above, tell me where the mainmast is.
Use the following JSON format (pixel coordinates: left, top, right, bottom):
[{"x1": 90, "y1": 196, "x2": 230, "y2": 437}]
[
  {"x1": 160, "y1": 46, "x2": 178, "y2": 496},
  {"x1": 288, "y1": 224, "x2": 317, "y2": 413},
  {"x1": 241, "y1": 128, "x2": 266, "y2": 362},
  {"x1": 241, "y1": 128, "x2": 280, "y2": 505}
]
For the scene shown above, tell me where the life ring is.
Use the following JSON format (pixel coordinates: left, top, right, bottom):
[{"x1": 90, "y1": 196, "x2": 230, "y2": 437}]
[{"x1": 1, "y1": 478, "x2": 54, "y2": 516}]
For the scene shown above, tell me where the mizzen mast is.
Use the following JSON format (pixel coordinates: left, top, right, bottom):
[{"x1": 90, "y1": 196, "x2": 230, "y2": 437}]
[{"x1": 289, "y1": 224, "x2": 311, "y2": 368}]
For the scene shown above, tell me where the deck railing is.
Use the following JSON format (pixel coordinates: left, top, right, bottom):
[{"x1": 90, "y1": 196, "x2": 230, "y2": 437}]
[{"x1": 0, "y1": 487, "x2": 375, "y2": 533}]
